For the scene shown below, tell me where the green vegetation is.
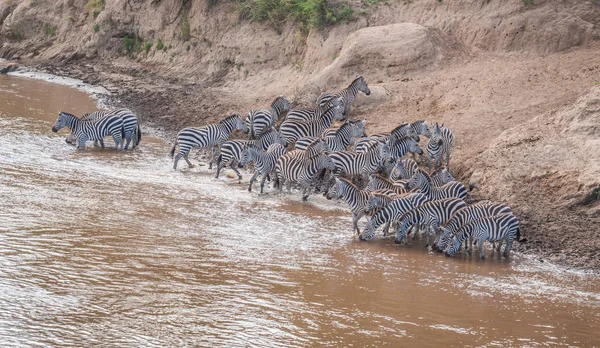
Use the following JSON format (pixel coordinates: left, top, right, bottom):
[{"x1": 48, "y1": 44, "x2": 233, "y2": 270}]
[
  {"x1": 594, "y1": 188, "x2": 600, "y2": 200},
  {"x1": 206, "y1": 0, "x2": 219, "y2": 8},
  {"x1": 522, "y1": 0, "x2": 535, "y2": 5},
  {"x1": 238, "y1": 0, "x2": 355, "y2": 34},
  {"x1": 123, "y1": 33, "x2": 143, "y2": 57},
  {"x1": 85, "y1": 0, "x2": 105, "y2": 18},
  {"x1": 181, "y1": 11, "x2": 191, "y2": 41},
  {"x1": 186, "y1": 44, "x2": 191, "y2": 51},
  {"x1": 66, "y1": 15, "x2": 75, "y2": 23},
  {"x1": 362, "y1": 0, "x2": 387, "y2": 6},
  {"x1": 93, "y1": 23, "x2": 100, "y2": 32},
  {"x1": 156, "y1": 39, "x2": 165, "y2": 51},
  {"x1": 143, "y1": 41, "x2": 153, "y2": 56},
  {"x1": 43, "y1": 23, "x2": 57, "y2": 36}
]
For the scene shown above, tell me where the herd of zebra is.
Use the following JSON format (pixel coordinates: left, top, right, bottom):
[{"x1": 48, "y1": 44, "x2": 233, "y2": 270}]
[{"x1": 52, "y1": 76, "x2": 521, "y2": 260}]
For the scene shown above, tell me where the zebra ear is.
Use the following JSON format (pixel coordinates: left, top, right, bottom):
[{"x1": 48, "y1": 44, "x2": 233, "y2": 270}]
[
  {"x1": 441, "y1": 123, "x2": 444, "y2": 127},
  {"x1": 361, "y1": 120, "x2": 366, "y2": 125}
]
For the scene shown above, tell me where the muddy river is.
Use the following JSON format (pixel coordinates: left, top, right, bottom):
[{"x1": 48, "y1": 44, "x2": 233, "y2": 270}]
[{"x1": 1, "y1": 74, "x2": 599, "y2": 346}]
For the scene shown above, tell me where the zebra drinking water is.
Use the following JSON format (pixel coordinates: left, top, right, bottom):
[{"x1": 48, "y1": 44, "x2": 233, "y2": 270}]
[
  {"x1": 246, "y1": 96, "x2": 291, "y2": 139},
  {"x1": 434, "y1": 202, "x2": 513, "y2": 253},
  {"x1": 326, "y1": 177, "x2": 372, "y2": 235},
  {"x1": 170, "y1": 114, "x2": 249, "y2": 170},
  {"x1": 427, "y1": 123, "x2": 453, "y2": 172},
  {"x1": 279, "y1": 103, "x2": 345, "y2": 145},
  {"x1": 394, "y1": 198, "x2": 467, "y2": 247},
  {"x1": 239, "y1": 143, "x2": 287, "y2": 193},
  {"x1": 316, "y1": 76, "x2": 371, "y2": 118},
  {"x1": 52, "y1": 111, "x2": 124, "y2": 150},
  {"x1": 445, "y1": 213, "x2": 521, "y2": 259}
]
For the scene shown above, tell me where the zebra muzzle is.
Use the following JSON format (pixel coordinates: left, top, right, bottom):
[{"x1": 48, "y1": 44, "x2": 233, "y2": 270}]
[{"x1": 51, "y1": 127, "x2": 58, "y2": 133}]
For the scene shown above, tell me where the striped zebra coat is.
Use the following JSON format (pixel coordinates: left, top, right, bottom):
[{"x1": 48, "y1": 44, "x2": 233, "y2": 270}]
[
  {"x1": 170, "y1": 114, "x2": 249, "y2": 170},
  {"x1": 427, "y1": 122, "x2": 454, "y2": 172},
  {"x1": 394, "y1": 198, "x2": 467, "y2": 246},
  {"x1": 390, "y1": 158, "x2": 419, "y2": 181},
  {"x1": 275, "y1": 151, "x2": 335, "y2": 201},
  {"x1": 279, "y1": 104, "x2": 345, "y2": 145},
  {"x1": 240, "y1": 144, "x2": 287, "y2": 193},
  {"x1": 286, "y1": 97, "x2": 344, "y2": 122},
  {"x1": 359, "y1": 193, "x2": 429, "y2": 241},
  {"x1": 326, "y1": 177, "x2": 372, "y2": 235},
  {"x1": 52, "y1": 111, "x2": 124, "y2": 150},
  {"x1": 329, "y1": 142, "x2": 392, "y2": 181},
  {"x1": 65, "y1": 108, "x2": 142, "y2": 149},
  {"x1": 405, "y1": 169, "x2": 467, "y2": 200},
  {"x1": 294, "y1": 119, "x2": 366, "y2": 152},
  {"x1": 445, "y1": 213, "x2": 521, "y2": 259},
  {"x1": 409, "y1": 120, "x2": 432, "y2": 138},
  {"x1": 246, "y1": 96, "x2": 291, "y2": 139},
  {"x1": 434, "y1": 202, "x2": 513, "y2": 253},
  {"x1": 216, "y1": 127, "x2": 286, "y2": 179},
  {"x1": 316, "y1": 76, "x2": 370, "y2": 118},
  {"x1": 366, "y1": 174, "x2": 407, "y2": 195},
  {"x1": 388, "y1": 137, "x2": 423, "y2": 158}
]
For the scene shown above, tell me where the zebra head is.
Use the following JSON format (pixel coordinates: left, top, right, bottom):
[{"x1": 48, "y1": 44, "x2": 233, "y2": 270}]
[
  {"x1": 52, "y1": 111, "x2": 74, "y2": 133},
  {"x1": 445, "y1": 234, "x2": 462, "y2": 257},
  {"x1": 378, "y1": 142, "x2": 392, "y2": 161},
  {"x1": 332, "y1": 102, "x2": 346, "y2": 121},
  {"x1": 365, "y1": 194, "x2": 385, "y2": 214},
  {"x1": 239, "y1": 144, "x2": 257, "y2": 168},
  {"x1": 405, "y1": 169, "x2": 427, "y2": 191},
  {"x1": 435, "y1": 168, "x2": 455, "y2": 184},
  {"x1": 431, "y1": 122, "x2": 444, "y2": 138},
  {"x1": 353, "y1": 75, "x2": 371, "y2": 96},
  {"x1": 351, "y1": 119, "x2": 367, "y2": 138},
  {"x1": 408, "y1": 138, "x2": 424, "y2": 156},
  {"x1": 272, "y1": 95, "x2": 292, "y2": 116},
  {"x1": 273, "y1": 129, "x2": 287, "y2": 146},
  {"x1": 435, "y1": 226, "x2": 454, "y2": 253},
  {"x1": 394, "y1": 218, "x2": 414, "y2": 245},
  {"x1": 359, "y1": 220, "x2": 377, "y2": 241},
  {"x1": 325, "y1": 177, "x2": 342, "y2": 200},
  {"x1": 414, "y1": 120, "x2": 432, "y2": 138},
  {"x1": 234, "y1": 114, "x2": 250, "y2": 134}
]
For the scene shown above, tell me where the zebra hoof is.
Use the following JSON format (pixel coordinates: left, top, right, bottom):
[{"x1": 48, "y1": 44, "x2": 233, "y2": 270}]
[
  {"x1": 394, "y1": 239, "x2": 401, "y2": 244},
  {"x1": 302, "y1": 195, "x2": 309, "y2": 201}
]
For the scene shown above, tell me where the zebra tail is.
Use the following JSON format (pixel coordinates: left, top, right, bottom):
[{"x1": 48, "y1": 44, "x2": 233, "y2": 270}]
[
  {"x1": 136, "y1": 123, "x2": 142, "y2": 146},
  {"x1": 169, "y1": 142, "x2": 178, "y2": 158},
  {"x1": 249, "y1": 116, "x2": 255, "y2": 140}
]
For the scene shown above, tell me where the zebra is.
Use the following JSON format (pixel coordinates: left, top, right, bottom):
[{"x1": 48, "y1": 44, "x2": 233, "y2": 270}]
[
  {"x1": 434, "y1": 202, "x2": 513, "y2": 253},
  {"x1": 286, "y1": 97, "x2": 344, "y2": 122},
  {"x1": 389, "y1": 123, "x2": 419, "y2": 143},
  {"x1": 427, "y1": 122, "x2": 453, "y2": 172},
  {"x1": 239, "y1": 143, "x2": 287, "y2": 193},
  {"x1": 445, "y1": 213, "x2": 521, "y2": 259},
  {"x1": 52, "y1": 111, "x2": 124, "y2": 150},
  {"x1": 405, "y1": 169, "x2": 467, "y2": 200},
  {"x1": 64, "y1": 108, "x2": 142, "y2": 150},
  {"x1": 170, "y1": 114, "x2": 249, "y2": 170},
  {"x1": 329, "y1": 142, "x2": 392, "y2": 183},
  {"x1": 394, "y1": 198, "x2": 467, "y2": 247},
  {"x1": 366, "y1": 174, "x2": 407, "y2": 195},
  {"x1": 364, "y1": 190, "x2": 407, "y2": 236},
  {"x1": 409, "y1": 120, "x2": 432, "y2": 138},
  {"x1": 295, "y1": 120, "x2": 366, "y2": 152},
  {"x1": 316, "y1": 75, "x2": 371, "y2": 118},
  {"x1": 359, "y1": 193, "x2": 429, "y2": 241},
  {"x1": 246, "y1": 96, "x2": 291, "y2": 139},
  {"x1": 279, "y1": 103, "x2": 345, "y2": 145},
  {"x1": 390, "y1": 158, "x2": 419, "y2": 181},
  {"x1": 216, "y1": 127, "x2": 286, "y2": 179},
  {"x1": 388, "y1": 137, "x2": 423, "y2": 158},
  {"x1": 429, "y1": 167, "x2": 456, "y2": 187},
  {"x1": 326, "y1": 177, "x2": 372, "y2": 235},
  {"x1": 275, "y1": 150, "x2": 335, "y2": 201}
]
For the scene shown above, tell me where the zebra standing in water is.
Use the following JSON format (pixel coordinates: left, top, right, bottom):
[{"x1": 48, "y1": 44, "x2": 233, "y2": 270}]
[
  {"x1": 359, "y1": 193, "x2": 429, "y2": 241},
  {"x1": 326, "y1": 177, "x2": 372, "y2": 235},
  {"x1": 316, "y1": 76, "x2": 371, "y2": 118},
  {"x1": 170, "y1": 114, "x2": 249, "y2": 170},
  {"x1": 286, "y1": 97, "x2": 344, "y2": 121},
  {"x1": 239, "y1": 143, "x2": 287, "y2": 193},
  {"x1": 215, "y1": 127, "x2": 286, "y2": 179},
  {"x1": 405, "y1": 169, "x2": 467, "y2": 200},
  {"x1": 279, "y1": 103, "x2": 345, "y2": 145},
  {"x1": 246, "y1": 96, "x2": 291, "y2": 139},
  {"x1": 52, "y1": 111, "x2": 124, "y2": 150},
  {"x1": 294, "y1": 120, "x2": 366, "y2": 151},
  {"x1": 434, "y1": 202, "x2": 513, "y2": 253},
  {"x1": 445, "y1": 213, "x2": 521, "y2": 259},
  {"x1": 65, "y1": 108, "x2": 142, "y2": 149},
  {"x1": 394, "y1": 198, "x2": 467, "y2": 247},
  {"x1": 427, "y1": 123, "x2": 453, "y2": 172}
]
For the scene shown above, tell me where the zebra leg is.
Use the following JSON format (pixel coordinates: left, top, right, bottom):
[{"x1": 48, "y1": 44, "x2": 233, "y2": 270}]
[
  {"x1": 215, "y1": 160, "x2": 225, "y2": 178},
  {"x1": 99, "y1": 139, "x2": 105, "y2": 148},
  {"x1": 353, "y1": 211, "x2": 365, "y2": 236},
  {"x1": 260, "y1": 173, "x2": 269, "y2": 194},
  {"x1": 248, "y1": 171, "x2": 260, "y2": 192},
  {"x1": 183, "y1": 152, "x2": 194, "y2": 168},
  {"x1": 478, "y1": 238, "x2": 486, "y2": 259},
  {"x1": 209, "y1": 147, "x2": 216, "y2": 169},
  {"x1": 502, "y1": 236, "x2": 513, "y2": 258},
  {"x1": 495, "y1": 240, "x2": 503, "y2": 252},
  {"x1": 382, "y1": 221, "x2": 391, "y2": 236},
  {"x1": 124, "y1": 134, "x2": 132, "y2": 150},
  {"x1": 77, "y1": 137, "x2": 87, "y2": 150},
  {"x1": 230, "y1": 161, "x2": 242, "y2": 180}
]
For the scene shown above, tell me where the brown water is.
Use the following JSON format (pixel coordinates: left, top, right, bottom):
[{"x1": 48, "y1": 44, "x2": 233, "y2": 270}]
[{"x1": 1, "y1": 74, "x2": 600, "y2": 347}]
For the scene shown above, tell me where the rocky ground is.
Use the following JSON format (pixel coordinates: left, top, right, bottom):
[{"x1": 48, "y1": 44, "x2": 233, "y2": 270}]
[{"x1": 1, "y1": 0, "x2": 599, "y2": 269}]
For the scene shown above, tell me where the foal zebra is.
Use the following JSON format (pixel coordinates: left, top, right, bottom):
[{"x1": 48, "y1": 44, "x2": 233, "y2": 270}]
[
  {"x1": 246, "y1": 96, "x2": 291, "y2": 139},
  {"x1": 434, "y1": 202, "x2": 513, "y2": 253},
  {"x1": 359, "y1": 193, "x2": 429, "y2": 241},
  {"x1": 405, "y1": 169, "x2": 467, "y2": 200},
  {"x1": 445, "y1": 213, "x2": 521, "y2": 259},
  {"x1": 52, "y1": 111, "x2": 124, "y2": 150},
  {"x1": 286, "y1": 97, "x2": 343, "y2": 122},
  {"x1": 240, "y1": 143, "x2": 287, "y2": 193},
  {"x1": 294, "y1": 120, "x2": 366, "y2": 152},
  {"x1": 170, "y1": 114, "x2": 249, "y2": 170},
  {"x1": 317, "y1": 75, "x2": 371, "y2": 118},
  {"x1": 427, "y1": 123, "x2": 453, "y2": 172},
  {"x1": 394, "y1": 198, "x2": 467, "y2": 247},
  {"x1": 326, "y1": 177, "x2": 372, "y2": 235},
  {"x1": 216, "y1": 127, "x2": 286, "y2": 179},
  {"x1": 279, "y1": 103, "x2": 345, "y2": 145}
]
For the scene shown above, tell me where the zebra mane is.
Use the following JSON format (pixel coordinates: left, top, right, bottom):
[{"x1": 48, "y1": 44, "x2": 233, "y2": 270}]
[
  {"x1": 221, "y1": 114, "x2": 241, "y2": 124},
  {"x1": 411, "y1": 120, "x2": 425, "y2": 125},
  {"x1": 415, "y1": 169, "x2": 432, "y2": 182},
  {"x1": 336, "y1": 121, "x2": 352, "y2": 134},
  {"x1": 351, "y1": 75, "x2": 364, "y2": 85},
  {"x1": 390, "y1": 123, "x2": 410, "y2": 134},
  {"x1": 371, "y1": 174, "x2": 392, "y2": 184},
  {"x1": 60, "y1": 111, "x2": 81, "y2": 119},
  {"x1": 429, "y1": 166, "x2": 448, "y2": 177},
  {"x1": 338, "y1": 177, "x2": 359, "y2": 190}
]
